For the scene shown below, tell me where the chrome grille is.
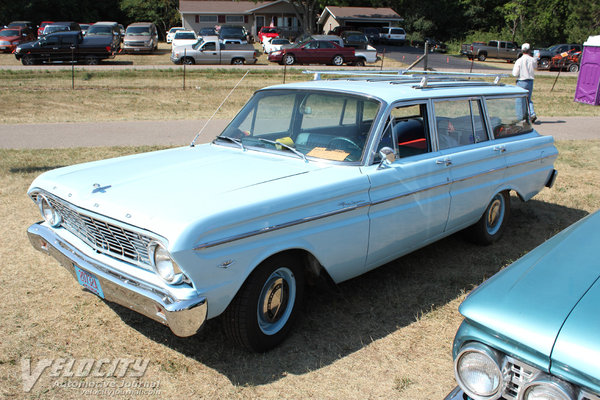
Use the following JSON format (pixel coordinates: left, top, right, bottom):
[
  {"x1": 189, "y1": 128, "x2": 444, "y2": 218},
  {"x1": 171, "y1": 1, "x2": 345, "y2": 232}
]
[{"x1": 37, "y1": 192, "x2": 155, "y2": 269}]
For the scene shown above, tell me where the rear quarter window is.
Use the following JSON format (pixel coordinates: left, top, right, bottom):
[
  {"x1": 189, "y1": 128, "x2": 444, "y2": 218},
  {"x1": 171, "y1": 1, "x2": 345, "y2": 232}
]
[{"x1": 485, "y1": 97, "x2": 533, "y2": 138}]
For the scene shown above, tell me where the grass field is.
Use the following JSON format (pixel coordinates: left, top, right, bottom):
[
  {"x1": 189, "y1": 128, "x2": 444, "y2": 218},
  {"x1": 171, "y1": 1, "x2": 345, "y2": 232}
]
[{"x1": 1, "y1": 139, "x2": 599, "y2": 399}]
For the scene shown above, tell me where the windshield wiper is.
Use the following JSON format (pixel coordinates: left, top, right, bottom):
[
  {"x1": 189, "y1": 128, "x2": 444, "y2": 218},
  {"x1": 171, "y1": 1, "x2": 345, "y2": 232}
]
[
  {"x1": 215, "y1": 135, "x2": 245, "y2": 151},
  {"x1": 258, "y1": 138, "x2": 307, "y2": 162}
]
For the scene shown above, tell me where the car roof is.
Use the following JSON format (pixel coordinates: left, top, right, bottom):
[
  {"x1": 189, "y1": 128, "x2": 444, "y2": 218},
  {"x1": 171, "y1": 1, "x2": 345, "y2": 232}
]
[
  {"x1": 262, "y1": 76, "x2": 526, "y2": 105},
  {"x1": 128, "y1": 22, "x2": 154, "y2": 27}
]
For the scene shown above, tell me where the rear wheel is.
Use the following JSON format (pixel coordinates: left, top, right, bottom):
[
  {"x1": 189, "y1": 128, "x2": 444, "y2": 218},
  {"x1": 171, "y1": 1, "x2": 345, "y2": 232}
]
[
  {"x1": 231, "y1": 58, "x2": 244, "y2": 65},
  {"x1": 568, "y1": 63, "x2": 579, "y2": 73},
  {"x1": 332, "y1": 55, "x2": 344, "y2": 66},
  {"x1": 353, "y1": 58, "x2": 366, "y2": 67},
  {"x1": 283, "y1": 54, "x2": 295, "y2": 65},
  {"x1": 466, "y1": 191, "x2": 510, "y2": 245},
  {"x1": 223, "y1": 254, "x2": 304, "y2": 352},
  {"x1": 477, "y1": 53, "x2": 487, "y2": 62},
  {"x1": 84, "y1": 56, "x2": 99, "y2": 65}
]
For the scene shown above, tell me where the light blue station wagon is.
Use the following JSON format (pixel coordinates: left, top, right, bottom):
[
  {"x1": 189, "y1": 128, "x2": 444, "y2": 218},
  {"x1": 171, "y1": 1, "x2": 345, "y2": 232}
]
[
  {"x1": 27, "y1": 70, "x2": 558, "y2": 352},
  {"x1": 445, "y1": 210, "x2": 600, "y2": 400}
]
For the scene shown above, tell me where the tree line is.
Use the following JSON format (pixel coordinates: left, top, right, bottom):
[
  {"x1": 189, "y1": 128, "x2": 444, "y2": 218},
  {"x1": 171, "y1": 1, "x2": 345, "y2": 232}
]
[{"x1": 2, "y1": 0, "x2": 598, "y2": 46}]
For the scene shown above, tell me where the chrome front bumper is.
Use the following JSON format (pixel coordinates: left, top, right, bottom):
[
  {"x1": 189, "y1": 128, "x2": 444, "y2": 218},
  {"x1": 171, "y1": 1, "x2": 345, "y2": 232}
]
[
  {"x1": 28, "y1": 222, "x2": 207, "y2": 337},
  {"x1": 444, "y1": 386, "x2": 469, "y2": 400}
]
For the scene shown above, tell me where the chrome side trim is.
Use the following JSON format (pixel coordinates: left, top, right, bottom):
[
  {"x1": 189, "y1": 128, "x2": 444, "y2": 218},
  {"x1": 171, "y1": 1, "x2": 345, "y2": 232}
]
[
  {"x1": 194, "y1": 201, "x2": 370, "y2": 250},
  {"x1": 194, "y1": 153, "x2": 556, "y2": 251}
]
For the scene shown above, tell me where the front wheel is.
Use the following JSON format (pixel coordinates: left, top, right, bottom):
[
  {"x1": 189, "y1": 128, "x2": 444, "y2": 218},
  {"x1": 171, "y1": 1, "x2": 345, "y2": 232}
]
[
  {"x1": 223, "y1": 254, "x2": 304, "y2": 352},
  {"x1": 283, "y1": 54, "x2": 295, "y2": 65},
  {"x1": 332, "y1": 55, "x2": 344, "y2": 66},
  {"x1": 538, "y1": 57, "x2": 550, "y2": 69},
  {"x1": 21, "y1": 55, "x2": 35, "y2": 65},
  {"x1": 182, "y1": 57, "x2": 195, "y2": 65},
  {"x1": 466, "y1": 191, "x2": 510, "y2": 245},
  {"x1": 568, "y1": 63, "x2": 579, "y2": 73}
]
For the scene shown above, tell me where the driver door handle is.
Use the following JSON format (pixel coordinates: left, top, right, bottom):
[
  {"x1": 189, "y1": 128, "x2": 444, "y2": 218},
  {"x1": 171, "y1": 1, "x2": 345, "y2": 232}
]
[{"x1": 436, "y1": 158, "x2": 452, "y2": 166}]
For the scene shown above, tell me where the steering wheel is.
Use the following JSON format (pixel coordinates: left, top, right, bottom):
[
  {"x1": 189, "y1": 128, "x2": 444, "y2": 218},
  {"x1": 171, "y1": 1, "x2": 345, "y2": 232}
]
[{"x1": 327, "y1": 136, "x2": 361, "y2": 152}]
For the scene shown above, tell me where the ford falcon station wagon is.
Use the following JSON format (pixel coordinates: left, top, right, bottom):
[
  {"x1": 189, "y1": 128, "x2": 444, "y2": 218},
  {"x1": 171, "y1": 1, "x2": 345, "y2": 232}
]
[
  {"x1": 27, "y1": 70, "x2": 558, "y2": 352},
  {"x1": 445, "y1": 209, "x2": 600, "y2": 400}
]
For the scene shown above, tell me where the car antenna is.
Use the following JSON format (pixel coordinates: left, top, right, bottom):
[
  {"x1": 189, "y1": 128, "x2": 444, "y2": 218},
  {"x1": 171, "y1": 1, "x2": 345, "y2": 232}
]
[{"x1": 190, "y1": 70, "x2": 250, "y2": 147}]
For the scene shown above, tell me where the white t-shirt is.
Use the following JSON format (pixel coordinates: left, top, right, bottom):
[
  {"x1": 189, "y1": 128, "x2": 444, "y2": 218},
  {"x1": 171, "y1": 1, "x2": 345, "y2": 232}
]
[{"x1": 512, "y1": 54, "x2": 536, "y2": 80}]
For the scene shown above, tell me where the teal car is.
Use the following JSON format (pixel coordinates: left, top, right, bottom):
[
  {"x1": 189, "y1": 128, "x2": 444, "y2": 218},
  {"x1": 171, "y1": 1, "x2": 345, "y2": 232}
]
[{"x1": 446, "y1": 210, "x2": 600, "y2": 400}]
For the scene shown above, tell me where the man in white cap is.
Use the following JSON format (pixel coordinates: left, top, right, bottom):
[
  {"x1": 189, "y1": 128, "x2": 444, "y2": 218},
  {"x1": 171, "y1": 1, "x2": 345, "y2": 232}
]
[{"x1": 512, "y1": 43, "x2": 537, "y2": 122}]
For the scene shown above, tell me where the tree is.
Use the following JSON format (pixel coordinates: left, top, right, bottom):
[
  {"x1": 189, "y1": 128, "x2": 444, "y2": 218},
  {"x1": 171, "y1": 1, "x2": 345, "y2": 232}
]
[{"x1": 120, "y1": 0, "x2": 180, "y2": 39}]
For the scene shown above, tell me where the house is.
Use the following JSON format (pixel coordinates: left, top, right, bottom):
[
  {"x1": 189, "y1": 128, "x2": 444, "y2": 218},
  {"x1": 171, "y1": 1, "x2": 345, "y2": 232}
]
[
  {"x1": 318, "y1": 6, "x2": 403, "y2": 33},
  {"x1": 178, "y1": 0, "x2": 304, "y2": 38}
]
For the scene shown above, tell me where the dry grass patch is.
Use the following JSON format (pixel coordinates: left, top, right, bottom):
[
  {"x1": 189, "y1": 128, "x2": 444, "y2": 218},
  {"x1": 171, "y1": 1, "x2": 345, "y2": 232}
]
[{"x1": 1, "y1": 139, "x2": 599, "y2": 399}]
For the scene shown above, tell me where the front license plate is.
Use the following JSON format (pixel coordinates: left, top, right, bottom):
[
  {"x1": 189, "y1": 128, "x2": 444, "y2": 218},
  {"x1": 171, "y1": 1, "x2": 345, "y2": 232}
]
[{"x1": 74, "y1": 265, "x2": 105, "y2": 299}]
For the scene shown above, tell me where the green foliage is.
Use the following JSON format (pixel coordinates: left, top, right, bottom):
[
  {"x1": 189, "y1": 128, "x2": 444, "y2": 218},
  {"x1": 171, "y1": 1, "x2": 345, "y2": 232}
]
[{"x1": 119, "y1": 0, "x2": 180, "y2": 38}]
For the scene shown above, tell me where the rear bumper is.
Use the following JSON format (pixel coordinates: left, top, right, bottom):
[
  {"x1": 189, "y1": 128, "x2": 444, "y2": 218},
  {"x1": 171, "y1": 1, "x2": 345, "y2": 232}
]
[{"x1": 28, "y1": 222, "x2": 207, "y2": 337}]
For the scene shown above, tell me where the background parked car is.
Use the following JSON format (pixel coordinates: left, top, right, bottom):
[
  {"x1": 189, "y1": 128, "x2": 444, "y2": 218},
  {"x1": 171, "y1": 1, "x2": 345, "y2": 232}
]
[
  {"x1": 446, "y1": 210, "x2": 600, "y2": 400},
  {"x1": 123, "y1": 22, "x2": 158, "y2": 53},
  {"x1": 79, "y1": 23, "x2": 91, "y2": 36},
  {"x1": 7, "y1": 21, "x2": 36, "y2": 35},
  {"x1": 268, "y1": 38, "x2": 355, "y2": 65},
  {"x1": 41, "y1": 22, "x2": 81, "y2": 37},
  {"x1": 263, "y1": 37, "x2": 290, "y2": 54},
  {"x1": 0, "y1": 27, "x2": 35, "y2": 52},
  {"x1": 340, "y1": 30, "x2": 369, "y2": 49},
  {"x1": 171, "y1": 30, "x2": 198, "y2": 48},
  {"x1": 360, "y1": 27, "x2": 380, "y2": 44},
  {"x1": 37, "y1": 21, "x2": 53, "y2": 36},
  {"x1": 166, "y1": 26, "x2": 184, "y2": 43},
  {"x1": 199, "y1": 27, "x2": 217, "y2": 37},
  {"x1": 218, "y1": 25, "x2": 249, "y2": 44},
  {"x1": 86, "y1": 22, "x2": 121, "y2": 50},
  {"x1": 258, "y1": 26, "x2": 279, "y2": 43},
  {"x1": 379, "y1": 27, "x2": 406, "y2": 45},
  {"x1": 534, "y1": 43, "x2": 582, "y2": 69}
]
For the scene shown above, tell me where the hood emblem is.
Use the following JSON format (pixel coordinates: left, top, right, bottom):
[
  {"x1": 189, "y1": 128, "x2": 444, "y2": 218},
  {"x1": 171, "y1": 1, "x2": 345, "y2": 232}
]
[{"x1": 92, "y1": 183, "x2": 112, "y2": 194}]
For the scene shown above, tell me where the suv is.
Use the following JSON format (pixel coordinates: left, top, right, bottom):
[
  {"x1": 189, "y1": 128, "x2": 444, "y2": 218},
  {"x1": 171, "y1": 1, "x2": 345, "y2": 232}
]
[
  {"x1": 218, "y1": 25, "x2": 250, "y2": 44},
  {"x1": 379, "y1": 27, "x2": 406, "y2": 45},
  {"x1": 40, "y1": 22, "x2": 81, "y2": 37},
  {"x1": 123, "y1": 22, "x2": 158, "y2": 53},
  {"x1": 27, "y1": 70, "x2": 557, "y2": 353},
  {"x1": 340, "y1": 30, "x2": 369, "y2": 49}
]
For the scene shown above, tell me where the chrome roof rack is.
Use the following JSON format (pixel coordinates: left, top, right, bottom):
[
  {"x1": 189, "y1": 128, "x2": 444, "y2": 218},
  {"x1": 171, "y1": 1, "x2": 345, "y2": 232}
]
[{"x1": 303, "y1": 69, "x2": 509, "y2": 88}]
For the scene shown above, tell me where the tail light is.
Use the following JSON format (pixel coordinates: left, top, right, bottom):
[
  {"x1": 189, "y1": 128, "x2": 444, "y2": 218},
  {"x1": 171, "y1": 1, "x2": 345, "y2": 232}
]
[{"x1": 105, "y1": 46, "x2": 111, "y2": 52}]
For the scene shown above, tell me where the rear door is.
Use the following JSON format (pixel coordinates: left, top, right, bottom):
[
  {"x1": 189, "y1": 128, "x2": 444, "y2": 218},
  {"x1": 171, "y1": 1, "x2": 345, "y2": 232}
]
[
  {"x1": 364, "y1": 101, "x2": 451, "y2": 269},
  {"x1": 433, "y1": 97, "x2": 506, "y2": 232}
]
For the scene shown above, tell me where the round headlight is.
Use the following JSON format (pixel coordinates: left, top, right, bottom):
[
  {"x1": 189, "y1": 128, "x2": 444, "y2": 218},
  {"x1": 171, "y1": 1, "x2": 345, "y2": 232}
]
[
  {"x1": 149, "y1": 241, "x2": 183, "y2": 284},
  {"x1": 37, "y1": 194, "x2": 62, "y2": 227},
  {"x1": 455, "y1": 343, "x2": 504, "y2": 400},
  {"x1": 522, "y1": 377, "x2": 574, "y2": 400}
]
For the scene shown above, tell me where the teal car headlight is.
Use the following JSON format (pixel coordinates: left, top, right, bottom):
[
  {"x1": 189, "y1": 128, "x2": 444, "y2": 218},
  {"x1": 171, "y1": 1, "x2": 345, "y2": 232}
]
[
  {"x1": 149, "y1": 241, "x2": 185, "y2": 284},
  {"x1": 522, "y1": 376, "x2": 575, "y2": 400},
  {"x1": 36, "y1": 194, "x2": 62, "y2": 227},
  {"x1": 455, "y1": 343, "x2": 504, "y2": 400}
]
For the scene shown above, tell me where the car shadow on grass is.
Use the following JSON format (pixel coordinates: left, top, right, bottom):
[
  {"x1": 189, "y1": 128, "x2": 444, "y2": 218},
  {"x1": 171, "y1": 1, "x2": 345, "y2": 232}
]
[{"x1": 106, "y1": 197, "x2": 588, "y2": 386}]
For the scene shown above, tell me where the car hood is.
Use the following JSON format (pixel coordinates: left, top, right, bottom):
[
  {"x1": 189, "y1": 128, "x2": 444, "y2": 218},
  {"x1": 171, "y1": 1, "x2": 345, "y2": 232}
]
[
  {"x1": 459, "y1": 211, "x2": 600, "y2": 366},
  {"x1": 29, "y1": 143, "x2": 336, "y2": 245}
]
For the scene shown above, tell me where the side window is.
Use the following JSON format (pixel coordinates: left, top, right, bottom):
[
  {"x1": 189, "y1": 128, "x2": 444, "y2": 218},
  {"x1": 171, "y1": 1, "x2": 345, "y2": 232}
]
[
  {"x1": 203, "y1": 42, "x2": 216, "y2": 51},
  {"x1": 319, "y1": 41, "x2": 334, "y2": 49},
  {"x1": 485, "y1": 97, "x2": 532, "y2": 138},
  {"x1": 43, "y1": 36, "x2": 59, "y2": 46},
  {"x1": 434, "y1": 99, "x2": 488, "y2": 150},
  {"x1": 376, "y1": 103, "x2": 430, "y2": 161}
]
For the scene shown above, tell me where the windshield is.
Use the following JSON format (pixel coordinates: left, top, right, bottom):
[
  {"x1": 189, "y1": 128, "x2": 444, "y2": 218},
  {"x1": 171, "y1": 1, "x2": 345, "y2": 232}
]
[
  {"x1": 218, "y1": 90, "x2": 380, "y2": 163},
  {"x1": 87, "y1": 26, "x2": 112, "y2": 35},
  {"x1": 175, "y1": 32, "x2": 196, "y2": 39},
  {"x1": 126, "y1": 27, "x2": 151, "y2": 36},
  {"x1": 221, "y1": 28, "x2": 243, "y2": 36},
  {"x1": 45, "y1": 25, "x2": 69, "y2": 34},
  {"x1": 0, "y1": 29, "x2": 19, "y2": 37}
]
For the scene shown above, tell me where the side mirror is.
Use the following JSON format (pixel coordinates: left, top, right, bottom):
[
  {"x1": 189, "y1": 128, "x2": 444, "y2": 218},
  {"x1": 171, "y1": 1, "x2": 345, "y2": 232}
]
[{"x1": 377, "y1": 147, "x2": 396, "y2": 169}]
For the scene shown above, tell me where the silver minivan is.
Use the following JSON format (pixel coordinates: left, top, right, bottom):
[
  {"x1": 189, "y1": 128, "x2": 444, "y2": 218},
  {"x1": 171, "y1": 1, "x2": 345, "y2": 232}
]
[
  {"x1": 379, "y1": 27, "x2": 406, "y2": 45},
  {"x1": 123, "y1": 22, "x2": 158, "y2": 53}
]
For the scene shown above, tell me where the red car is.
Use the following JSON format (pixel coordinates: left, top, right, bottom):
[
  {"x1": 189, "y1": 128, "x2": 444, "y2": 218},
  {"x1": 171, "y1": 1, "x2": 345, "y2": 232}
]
[
  {"x1": 268, "y1": 39, "x2": 355, "y2": 66},
  {"x1": 0, "y1": 27, "x2": 36, "y2": 53},
  {"x1": 257, "y1": 26, "x2": 279, "y2": 43},
  {"x1": 38, "y1": 21, "x2": 54, "y2": 36}
]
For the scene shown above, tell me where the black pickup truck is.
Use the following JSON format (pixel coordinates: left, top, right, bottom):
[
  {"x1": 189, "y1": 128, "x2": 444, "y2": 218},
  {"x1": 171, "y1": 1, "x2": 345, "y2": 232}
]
[{"x1": 14, "y1": 31, "x2": 119, "y2": 65}]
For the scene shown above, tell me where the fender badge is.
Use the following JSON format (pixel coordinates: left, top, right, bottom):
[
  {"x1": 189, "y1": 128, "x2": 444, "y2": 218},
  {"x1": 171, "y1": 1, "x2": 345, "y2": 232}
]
[{"x1": 218, "y1": 260, "x2": 235, "y2": 269}]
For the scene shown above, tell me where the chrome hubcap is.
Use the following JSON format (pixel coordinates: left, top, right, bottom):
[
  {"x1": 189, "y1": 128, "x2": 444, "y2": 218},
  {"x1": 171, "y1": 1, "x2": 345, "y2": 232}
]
[
  {"x1": 486, "y1": 195, "x2": 505, "y2": 235},
  {"x1": 257, "y1": 267, "x2": 296, "y2": 335}
]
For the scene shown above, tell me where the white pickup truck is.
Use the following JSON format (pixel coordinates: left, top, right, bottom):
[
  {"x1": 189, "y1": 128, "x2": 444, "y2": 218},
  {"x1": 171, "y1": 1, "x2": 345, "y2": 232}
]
[{"x1": 170, "y1": 36, "x2": 257, "y2": 65}]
